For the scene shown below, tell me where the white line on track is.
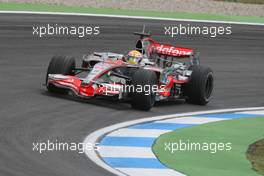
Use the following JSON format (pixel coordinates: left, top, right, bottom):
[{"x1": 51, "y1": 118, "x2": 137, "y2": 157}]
[
  {"x1": 155, "y1": 116, "x2": 227, "y2": 124},
  {"x1": 236, "y1": 110, "x2": 264, "y2": 115},
  {"x1": 98, "y1": 146, "x2": 156, "y2": 158},
  {"x1": 116, "y1": 168, "x2": 185, "y2": 176},
  {"x1": 83, "y1": 107, "x2": 264, "y2": 176},
  {"x1": 0, "y1": 10, "x2": 264, "y2": 26},
  {"x1": 107, "y1": 128, "x2": 170, "y2": 138}
]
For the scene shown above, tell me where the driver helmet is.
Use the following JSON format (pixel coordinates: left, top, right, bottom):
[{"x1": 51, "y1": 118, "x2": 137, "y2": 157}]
[{"x1": 127, "y1": 50, "x2": 143, "y2": 65}]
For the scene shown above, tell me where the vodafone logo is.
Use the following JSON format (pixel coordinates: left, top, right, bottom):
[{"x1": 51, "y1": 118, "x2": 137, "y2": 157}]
[{"x1": 155, "y1": 44, "x2": 193, "y2": 56}]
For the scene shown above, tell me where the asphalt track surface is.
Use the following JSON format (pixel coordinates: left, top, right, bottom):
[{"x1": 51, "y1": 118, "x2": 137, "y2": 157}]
[{"x1": 0, "y1": 13, "x2": 263, "y2": 176}]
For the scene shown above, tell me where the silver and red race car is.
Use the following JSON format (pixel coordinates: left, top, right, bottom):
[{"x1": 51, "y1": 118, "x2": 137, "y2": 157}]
[{"x1": 46, "y1": 30, "x2": 214, "y2": 110}]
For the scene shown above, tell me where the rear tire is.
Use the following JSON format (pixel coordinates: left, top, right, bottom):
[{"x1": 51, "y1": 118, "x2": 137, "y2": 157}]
[
  {"x1": 130, "y1": 69, "x2": 157, "y2": 111},
  {"x1": 46, "y1": 56, "x2": 75, "y2": 93},
  {"x1": 184, "y1": 65, "x2": 214, "y2": 105}
]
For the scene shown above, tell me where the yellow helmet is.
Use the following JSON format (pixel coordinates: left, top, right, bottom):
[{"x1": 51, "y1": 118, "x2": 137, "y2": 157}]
[{"x1": 127, "y1": 50, "x2": 143, "y2": 65}]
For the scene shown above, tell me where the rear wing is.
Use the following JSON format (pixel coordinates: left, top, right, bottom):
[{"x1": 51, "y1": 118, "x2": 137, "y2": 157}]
[
  {"x1": 148, "y1": 43, "x2": 199, "y2": 67},
  {"x1": 152, "y1": 43, "x2": 194, "y2": 58}
]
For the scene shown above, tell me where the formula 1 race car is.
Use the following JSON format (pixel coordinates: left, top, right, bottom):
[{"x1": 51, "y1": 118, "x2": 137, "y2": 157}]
[{"x1": 46, "y1": 29, "x2": 214, "y2": 111}]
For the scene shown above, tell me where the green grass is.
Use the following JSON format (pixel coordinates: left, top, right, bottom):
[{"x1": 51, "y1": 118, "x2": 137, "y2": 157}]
[
  {"x1": 153, "y1": 117, "x2": 264, "y2": 176},
  {"x1": 216, "y1": 0, "x2": 264, "y2": 4},
  {"x1": 247, "y1": 138, "x2": 264, "y2": 175},
  {"x1": 0, "y1": 2, "x2": 264, "y2": 24}
]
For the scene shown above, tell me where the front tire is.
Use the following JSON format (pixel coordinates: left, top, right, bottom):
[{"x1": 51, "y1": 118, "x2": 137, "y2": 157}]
[
  {"x1": 184, "y1": 65, "x2": 214, "y2": 105},
  {"x1": 130, "y1": 69, "x2": 157, "y2": 111},
  {"x1": 46, "y1": 55, "x2": 75, "y2": 93}
]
